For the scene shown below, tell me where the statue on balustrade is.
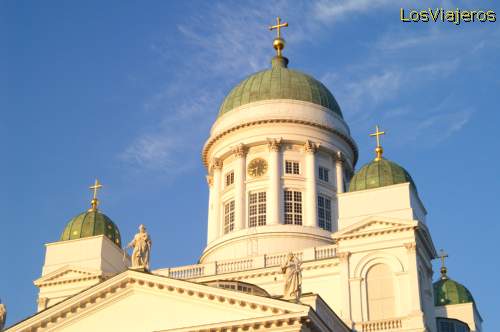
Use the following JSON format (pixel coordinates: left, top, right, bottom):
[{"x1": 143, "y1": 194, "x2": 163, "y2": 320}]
[
  {"x1": 126, "y1": 224, "x2": 152, "y2": 271},
  {"x1": 0, "y1": 299, "x2": 6, "y2": 331},
  {"x1": 281, "y1": 252, "x2": 302, "y2": 301}
]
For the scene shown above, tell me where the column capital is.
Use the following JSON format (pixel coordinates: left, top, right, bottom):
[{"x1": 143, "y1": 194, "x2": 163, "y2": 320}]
[
  {"x1": 304, "y1": 140, "x2": 319, "y2": 153},
  {"x1": 211, "y1": 158, "x2": 223, "y2": 171},
  {"x1": 333, "y1": 151, "x2": 346, "y2": 163},
  {"x1": 267, "y1": 138, "x2": 282, "y2": 152},
  {"x1": 337, "y1": 251, "x2": 351, "y2": 262},
  {"x1": 232, "y1": 143, "x2": 248, "y2": 158},
  {"x1": 206, "y1": 175, "x2": 214, "y2": 187},
  {"x1": 404, "y1": 242, "x2": 417, "y2": 253}
]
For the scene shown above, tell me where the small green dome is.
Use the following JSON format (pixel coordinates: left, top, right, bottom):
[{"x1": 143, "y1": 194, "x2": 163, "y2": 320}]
[
  {"x1": 218, "y1": 57, "x2": 343, "y2": 118},
  {"x1": 434, "y1": 277, "x2": 474, "y2": 306},
  {"x1": 349, "y1": 157, "x2": 415, "y2": 192},
  {"x1": 60, "y1": 210, "x2": 121, "y2": 246}
]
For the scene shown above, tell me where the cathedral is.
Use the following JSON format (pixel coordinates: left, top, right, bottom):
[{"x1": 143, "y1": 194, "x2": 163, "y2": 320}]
[{"x1": 2, "y1": 18, "x2": 482, "y2": 332}]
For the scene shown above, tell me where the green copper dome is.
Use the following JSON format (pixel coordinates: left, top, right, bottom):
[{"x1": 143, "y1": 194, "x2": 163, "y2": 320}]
[
  {"x1": 434, "y1": 277, "x2": 474, "y2": 306},
  {"x1": 349, "y1": 157, "x2": 415, "y2": 192},
  {"x1": 218, "y1": 56, "x2": 343, "y2": 118},
  {"x1": 60, "y1": 210, "x2": 121, "y2": 246}
]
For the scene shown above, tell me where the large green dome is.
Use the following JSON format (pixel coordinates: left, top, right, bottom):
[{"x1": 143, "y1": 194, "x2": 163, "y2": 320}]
[
  {"x1": 349, "y1": 157, "x2": 415, "y2": 192},
  {"x1": 218, "y1": 57, "x2": 343, "y2": 118},
  {"x1": 60, "y1": 210, "x2": 121, "y2": 246},
  {"x1": 434, "y1": 277, "x2": 474, "y2": 306}
]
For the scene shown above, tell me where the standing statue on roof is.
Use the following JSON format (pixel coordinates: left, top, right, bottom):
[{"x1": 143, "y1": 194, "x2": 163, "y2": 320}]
[
  {"x1": 281, "y1": 252, "x2": 302, "y2": 301},
  {"x1": 126, "y1": 224, "x2": 152, "y2": 271},
  {"x1": 0, "y1": 299, "x2": 6, "y2": 331}
]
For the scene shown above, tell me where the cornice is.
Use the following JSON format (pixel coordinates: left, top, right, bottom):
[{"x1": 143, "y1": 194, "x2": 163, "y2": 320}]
[
  {"x1": 12, "y1": 270, "x2": 306, "y2": 332},
  {"x1": 202, "y1": 118, "x2": 358, "y2": 168}
]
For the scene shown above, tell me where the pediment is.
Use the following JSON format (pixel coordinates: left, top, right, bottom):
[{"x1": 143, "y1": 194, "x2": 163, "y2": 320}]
[
  {"x1": 333, "y1": 216, "x2": 417, "y2": 240},
  {"x1": 34, "y1": 265, "x2": 104, "y2": 287},
  {"x1": 11, "y1": 270, "x2": 309, "y2": 332}
]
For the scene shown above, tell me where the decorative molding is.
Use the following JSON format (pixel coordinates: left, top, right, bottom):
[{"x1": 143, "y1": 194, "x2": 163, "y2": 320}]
[
  {"x1": 231, "y1": 143, "x2": 248, "y2": 158},
  {"x1": 337, "y1": 251, "x2": 351, "y2": 262},
  {"x1": 334, "y1": 151, "x2": 345, "y2": 163},
  {"x1": 37, "y1": 297, "x2": 48, "y2": 311},
  {"x1": 304, "y1": 140, "x2": 319, "y2": 153},
  {"x1": 211, "y1": 158, "x2": 223, "y2": 171},
  {"x1": 202, "y1": 118, "x2": 359, "y2": 168},
  {"x1": 16, "y1": 271, "x2": 301, "y2": 332},
  {"x1": 266, "y1": 138, "x2": 282, "y2": 152},
  {"x1": 404, "y1": 242, "x2": 417, "y2": 253},
  {"x1": 206, "y1": 175, "x2": 214, "y2": 187}
]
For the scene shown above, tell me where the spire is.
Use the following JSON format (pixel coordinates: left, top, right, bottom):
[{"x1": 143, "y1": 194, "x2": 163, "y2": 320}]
[
  {"x1": 369, "y1": 125, "x2": 386, "y2": 161},
  {"x1": 438, "y1": 249, "x2": 449, "y2": 280},
  {"x1": 269, "y1": 16, "x2": 289, "y2": 68},
  {"x1": 88, "y1": 179, "x2": 103, "y2": 211}
]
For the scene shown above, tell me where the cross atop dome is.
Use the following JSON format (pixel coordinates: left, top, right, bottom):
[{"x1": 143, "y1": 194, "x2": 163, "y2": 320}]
[
  {"x1": 89, "y1": 179, "x2": 103, "y2": 211},
  {"x1": 269, "y1": 16, "x2": 288, "y2": 57},
  {"x1": 439, "y1": 249, "x2": 449, "y2": 279},
  {"x1": 369, "y1": 125, "x2": 386, "y2": 161}
]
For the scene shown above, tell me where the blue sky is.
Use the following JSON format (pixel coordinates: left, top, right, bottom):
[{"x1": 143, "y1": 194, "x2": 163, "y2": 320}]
[{"x1": 2, "y1": 0, "x2": 499, "y2": 329}]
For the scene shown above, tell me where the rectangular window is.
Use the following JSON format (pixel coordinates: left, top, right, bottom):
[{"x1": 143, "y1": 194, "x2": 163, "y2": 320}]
[
  {"x1": 285, "y1": 161, "x2": 300, "y2": 175},
  {"x1": 318, "y1": 166, "x2": 329, "y2": 182},
  {"x1": 284, "y1": 190, "x2": 302, "y2": 225},
  {"x1": 224, "y1": 200, "x2": 235, "y2": 234},
  {"x1": 225, "y1": 171, "x2": 234, "y2": 187},
  {"x1": 318, "y1": 195, "x2": 332, "y2": 231},
  {"x1": 249, "y1": 191, "x2": 266, "y2": 227}
]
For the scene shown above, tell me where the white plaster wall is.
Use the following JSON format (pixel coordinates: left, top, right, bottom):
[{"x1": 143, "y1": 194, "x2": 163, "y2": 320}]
[
  {"x1": 338, "y1": 183, "x2": 426, "y2": 230},
  {"x1": 42, "y1": 235, "x2": 128, "y2": 276}
]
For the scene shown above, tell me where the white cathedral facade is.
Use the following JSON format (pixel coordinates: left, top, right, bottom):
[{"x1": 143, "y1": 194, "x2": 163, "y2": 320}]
[{"x1": 2, "y1": 20, "x2": 482, "y2": 332}]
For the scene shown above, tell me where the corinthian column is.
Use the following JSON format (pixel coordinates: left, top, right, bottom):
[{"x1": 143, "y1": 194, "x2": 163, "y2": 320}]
[
  {"x1": 209, "y1": 159, "x2": 222, "y2": 241},
  {"x1": 304, "y1": 140, "x2": 318, "y2": 228},
  {"x1": 267, "y1": 138, "x2": 282, "y2": 225},
  {"x1": 335, "y1": 151, "x2": 345, "y2": 194},
  {"x1": 232, "y1": 144, "x2": 247, "y2": 231}
]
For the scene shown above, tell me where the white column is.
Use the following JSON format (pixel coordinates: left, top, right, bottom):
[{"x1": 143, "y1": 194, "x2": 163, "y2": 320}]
[
  {"x1": 304, "y1": 140, "x2": 318, "y2": 228},
  {"x1": 267, "y1": 138, "x2": 282, "y2": 225},
  {"x1": 209, "y1": 159, "x2": 222, "y2": 241},
  {"x1": 206, "y1": 175, "x2": 214, "y2": 243},
  {"x1": 233, "y1": 144, "x2": 247, "y2": 231},
  {"x1": 335, "y1": 151, "x2": 345, "y2": 194}
]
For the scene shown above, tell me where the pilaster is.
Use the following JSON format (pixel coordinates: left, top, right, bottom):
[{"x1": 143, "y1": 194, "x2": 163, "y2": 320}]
[
  {"x1": 267, "y1": 138, "x2": 282, "y2": 225},
  {"x1": 210, "y1": 158, "x2": 223, "y2": 239},
  {"x1": 335, "y1": 151, "x2": 345, "y2": 194},
  {"x1": 232, "y1": 144, "x2": 247, "y2": 231},
  {"x1": 304, "y1": 140, "x2": 318, "y2": 228}
]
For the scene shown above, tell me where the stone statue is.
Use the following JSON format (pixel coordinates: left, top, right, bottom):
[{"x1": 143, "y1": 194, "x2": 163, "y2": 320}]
[
  {"x1": 0, "y1": 300, "x2": 6, "y2": 331},
  {"x1": 281, "y1": 252, "x2": 302, "y2": 301},
  {"x1": 126, "y1": 224, "x2": 152, "y2": 271}
]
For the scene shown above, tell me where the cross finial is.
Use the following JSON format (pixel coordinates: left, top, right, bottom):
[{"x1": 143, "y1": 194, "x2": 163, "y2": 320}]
[
  {"x1": 269, "y1": 17, "x2": 288, "y2": 57},
  {"x1": 438, "y1": 249, "x2": 449, "y2": 279},
  {"x1": 369, "y1": 125, "x2": 386, "y2": 161},
  {"x1": 89, "y1": 179, "x2": 103, "y2": 211}
]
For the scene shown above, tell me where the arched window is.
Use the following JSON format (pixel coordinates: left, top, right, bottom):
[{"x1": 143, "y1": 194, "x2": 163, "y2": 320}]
[{"x1": 366, "y1": 263, "x2": 395, "y2": 320}]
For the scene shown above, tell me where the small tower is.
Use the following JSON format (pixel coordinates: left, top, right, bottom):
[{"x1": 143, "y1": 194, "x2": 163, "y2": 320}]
[
  {"x1": 34, "y1": 180, "x2": 130, "y2": 311},
  {"x1": 433, "y1": 250, "x2": 482, "y2": 331}
]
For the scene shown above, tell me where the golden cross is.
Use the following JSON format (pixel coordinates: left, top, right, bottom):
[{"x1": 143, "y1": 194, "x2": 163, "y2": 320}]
[
  {"x1": 438, "y1": 249, "x2": 448, "y2": 269},
  {"x1": 369, "y1": 125, "x2": 386, "y2": 148},
  {"x1": 269, "y1": 16, "x2": 288, "y2": 38},
  {"x1": 89, "y1": 179, "x2": 103, "y2": 200}
]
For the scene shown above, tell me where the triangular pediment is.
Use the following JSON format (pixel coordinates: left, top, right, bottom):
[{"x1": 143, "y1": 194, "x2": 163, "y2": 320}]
[
  {"x1": 34, "y1": 265, "x2": 104, "y2": 287},
  {"x1": 333, "y1": 216, "x2": 417, "y2": 240},
  {"x1": 11, "y1": 270, "x2": 310, "y2": 332}
]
